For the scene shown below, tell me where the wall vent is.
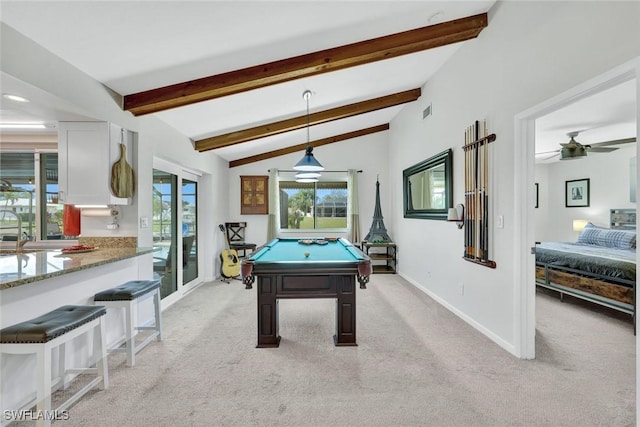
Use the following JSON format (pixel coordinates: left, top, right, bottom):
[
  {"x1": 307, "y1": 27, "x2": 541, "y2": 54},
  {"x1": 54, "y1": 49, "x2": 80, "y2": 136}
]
[{"x1": 423, "y1": 103, "x2": 432, "y2": 119}]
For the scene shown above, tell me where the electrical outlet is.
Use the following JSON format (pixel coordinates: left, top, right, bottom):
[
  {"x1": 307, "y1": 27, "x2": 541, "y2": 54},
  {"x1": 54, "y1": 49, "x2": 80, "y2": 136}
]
[
  {"x1": 140, "y1": 216, "x2": 149, "y2": 229},
  {"x1": 497, "y1": 215, "x2": 504, "y2": 229}
]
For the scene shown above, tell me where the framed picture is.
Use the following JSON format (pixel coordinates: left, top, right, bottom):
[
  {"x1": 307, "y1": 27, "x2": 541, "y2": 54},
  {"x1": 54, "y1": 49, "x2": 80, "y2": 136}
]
[
  {"x1": 534, "y1": 183, "x2": 539, "y2": 208},
  {"x1": 565, "y1": 178, "x2": 590, "y2": 208}
]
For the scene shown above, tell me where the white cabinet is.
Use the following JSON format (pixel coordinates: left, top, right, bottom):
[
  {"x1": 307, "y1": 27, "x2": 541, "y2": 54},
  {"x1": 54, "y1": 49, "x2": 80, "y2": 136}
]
[{"x1": 58, "y1": 122, "x2": 133, "y2": 206}]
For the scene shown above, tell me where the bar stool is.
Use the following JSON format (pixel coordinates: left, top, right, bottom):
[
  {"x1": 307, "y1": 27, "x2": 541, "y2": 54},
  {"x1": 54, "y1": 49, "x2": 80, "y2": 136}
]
[
  {"x1": 93, "y1": 279, "x2": 162, "y2": 366},
  {"x1": 0, "y1": 305, "x2": 109, "y2": 427}
]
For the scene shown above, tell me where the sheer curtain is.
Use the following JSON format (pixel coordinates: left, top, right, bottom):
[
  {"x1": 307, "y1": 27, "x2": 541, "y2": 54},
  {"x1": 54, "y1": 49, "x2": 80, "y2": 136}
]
[
  {"x1": 347, "y1": 169, "x2": 360, "y2": 244},
  {"x1": 267, "y1": 168, "x2": 279, "y2": 241}
]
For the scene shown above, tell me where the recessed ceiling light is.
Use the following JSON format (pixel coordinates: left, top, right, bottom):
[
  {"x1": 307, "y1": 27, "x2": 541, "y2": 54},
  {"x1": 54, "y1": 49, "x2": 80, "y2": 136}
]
[
  {"x1": 2, "y1": 94, "x2": 30, "y2": 103},
  {"x1": 0, "y1": 123, "x2": 46, "y2": 129}
]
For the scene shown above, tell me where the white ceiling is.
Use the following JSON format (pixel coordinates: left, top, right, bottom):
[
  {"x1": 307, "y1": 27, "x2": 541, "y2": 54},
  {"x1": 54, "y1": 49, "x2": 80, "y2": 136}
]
[
  {"x1": 535, "y1": 79, "x2": 637, "y2": 162},
  {"x1": 0, "y1": 1, "x2": 635, "y2": 164}
]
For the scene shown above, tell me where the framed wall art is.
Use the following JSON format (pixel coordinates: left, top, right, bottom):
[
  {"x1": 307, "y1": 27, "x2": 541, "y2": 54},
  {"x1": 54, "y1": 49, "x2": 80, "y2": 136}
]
[
  {"x1": 565, "y1": 178, "x2": 589, "y2": 208},
  {"x1": 240, "y1": 175, "x2": 269, "y2": 214}
]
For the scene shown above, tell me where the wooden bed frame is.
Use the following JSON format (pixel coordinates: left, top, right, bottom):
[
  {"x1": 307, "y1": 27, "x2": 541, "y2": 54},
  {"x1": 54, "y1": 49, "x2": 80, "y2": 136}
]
[{"x1": 535, "y1": 209, "x2": 636, "y2": 320}]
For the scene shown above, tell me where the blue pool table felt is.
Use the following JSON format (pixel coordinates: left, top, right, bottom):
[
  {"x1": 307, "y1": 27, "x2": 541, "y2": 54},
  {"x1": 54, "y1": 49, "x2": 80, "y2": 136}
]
[{"x1": 250, "y1": 238, "x2": 365, "y2": 262}]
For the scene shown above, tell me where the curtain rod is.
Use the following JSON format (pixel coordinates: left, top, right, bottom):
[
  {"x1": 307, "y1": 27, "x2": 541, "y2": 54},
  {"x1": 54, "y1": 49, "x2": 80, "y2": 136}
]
[{"x1": 268, "y1": 169, "x2": 362, "y2": 173}]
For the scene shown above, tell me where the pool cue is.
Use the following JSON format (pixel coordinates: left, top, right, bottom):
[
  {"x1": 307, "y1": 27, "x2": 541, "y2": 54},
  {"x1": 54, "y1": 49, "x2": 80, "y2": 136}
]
[
  {"x1": 478, "y1": 121, "x2": 484, "y2": 261},
  {"x1": 464, "y1": 127, "x2": 468, "y2": 258},
  {"x1": 467, "y1": 125, "x2": 475, "y2": 258},
  {"x1": 478, "y1": 122, "x2": 483, "y2": 261},
  {"x1": 474, "y1": 120, "x2": 480, "y2": 261},
  {"x1": 483, "y1": 121, "x2": 489, "y2": 261},
  {"x1": 469, "y1": 124, "x2": 473, "y2": 258}
]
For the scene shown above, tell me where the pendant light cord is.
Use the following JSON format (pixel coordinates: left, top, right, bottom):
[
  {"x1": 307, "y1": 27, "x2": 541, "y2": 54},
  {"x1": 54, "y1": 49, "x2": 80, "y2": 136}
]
[{"x1": 303, "y1": 90, "x2": 312, "y2": 152}]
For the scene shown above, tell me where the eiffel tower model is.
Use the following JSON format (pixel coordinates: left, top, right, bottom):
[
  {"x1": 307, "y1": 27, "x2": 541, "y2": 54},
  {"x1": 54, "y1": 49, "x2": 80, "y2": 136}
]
[{"x1": 363, "y1": 178, "x2": 392, "y2": 243}]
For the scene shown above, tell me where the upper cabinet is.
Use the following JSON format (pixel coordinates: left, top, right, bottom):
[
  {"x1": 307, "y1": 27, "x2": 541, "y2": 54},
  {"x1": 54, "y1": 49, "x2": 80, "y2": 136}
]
[{"x1": 58, "y1": 122, "x2": 134, "y2": 206}]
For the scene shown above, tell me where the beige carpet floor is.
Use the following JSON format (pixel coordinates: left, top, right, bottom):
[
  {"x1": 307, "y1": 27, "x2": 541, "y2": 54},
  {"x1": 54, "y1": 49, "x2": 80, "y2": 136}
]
[{"x1": 27, "y1": 274, "x2": 635, "y2": 426}]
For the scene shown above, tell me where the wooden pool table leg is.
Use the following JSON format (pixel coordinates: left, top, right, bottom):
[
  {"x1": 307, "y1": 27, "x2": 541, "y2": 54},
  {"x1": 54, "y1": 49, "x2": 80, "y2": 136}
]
[
  {"x1": 334, "y1": 276, "x2": 357, "y2": 346},
  {"x1": 256, "y1": 276, "x2": 280, "y2": 348}
]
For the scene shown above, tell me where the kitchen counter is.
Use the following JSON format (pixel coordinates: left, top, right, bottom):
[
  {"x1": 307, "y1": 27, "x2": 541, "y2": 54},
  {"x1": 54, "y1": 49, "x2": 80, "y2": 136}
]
[{"x1": 0, "y1": 247, "x2": 153, "y2": 290}]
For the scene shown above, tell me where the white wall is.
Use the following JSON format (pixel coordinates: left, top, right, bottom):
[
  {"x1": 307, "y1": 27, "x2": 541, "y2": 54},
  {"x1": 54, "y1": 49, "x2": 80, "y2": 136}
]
[
  {"x1": 388, "y1": 1, "x2": 640, "y2": 355},
  {"x1": 535, "y1": 145, "x2": 636, "y2": 242},
  {"x1": 227, "y1": 131, "x2": 392, "y2": 246}
]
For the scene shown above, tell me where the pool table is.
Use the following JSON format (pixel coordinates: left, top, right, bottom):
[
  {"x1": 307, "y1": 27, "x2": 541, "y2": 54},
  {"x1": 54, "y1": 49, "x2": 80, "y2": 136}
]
[{"x1": 241, "y1": 238, "x2": 371, "y2": 347}]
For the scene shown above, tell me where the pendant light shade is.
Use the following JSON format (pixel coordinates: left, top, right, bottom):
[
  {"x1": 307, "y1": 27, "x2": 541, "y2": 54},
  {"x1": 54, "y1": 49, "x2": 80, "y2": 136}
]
[
  {"x1": 295, "y1": 171, "x2": 320, "y2": 183},
  {"x1": 294, "y1": 90, "x2": 324, "y2": 176},
  {"x1": 294, "y1": 146, "x2": 324, "y2": 171},
  {"x1": 295, "y1": 172, "x2": 321, "y2": 179}
]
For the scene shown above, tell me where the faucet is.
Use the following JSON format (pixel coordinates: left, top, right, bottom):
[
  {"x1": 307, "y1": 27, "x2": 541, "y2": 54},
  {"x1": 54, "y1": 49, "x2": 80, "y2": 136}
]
[{"x1": 0, "y1": 209, "x2": 28, "y2": 252}]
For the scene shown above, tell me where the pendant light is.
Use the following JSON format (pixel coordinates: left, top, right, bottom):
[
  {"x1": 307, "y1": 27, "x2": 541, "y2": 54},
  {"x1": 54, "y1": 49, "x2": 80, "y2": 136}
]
[{"x1": 294, "y1": 90, "x2": 324, "y2": 182}]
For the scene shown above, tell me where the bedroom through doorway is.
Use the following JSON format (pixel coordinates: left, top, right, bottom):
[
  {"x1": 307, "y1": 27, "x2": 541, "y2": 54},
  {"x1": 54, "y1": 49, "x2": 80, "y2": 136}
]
[{"x1": 514, "y1": 58, "x2": 639, "y2": 360}]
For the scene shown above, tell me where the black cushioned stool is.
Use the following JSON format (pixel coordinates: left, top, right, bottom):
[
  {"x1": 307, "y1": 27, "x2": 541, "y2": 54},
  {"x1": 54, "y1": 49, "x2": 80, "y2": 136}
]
[
  {"x1": 94, "y1": 279, "x2": 162, "y2": 366},
  {"x1": 0, "y1": 305, "x2": 109, "y2": 427}
]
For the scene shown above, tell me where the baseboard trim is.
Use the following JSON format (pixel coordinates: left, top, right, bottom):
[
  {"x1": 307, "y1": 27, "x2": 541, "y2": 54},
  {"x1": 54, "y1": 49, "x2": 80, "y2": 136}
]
[{"x1": 398, "y1": 272, "x2": 518, "y2": 357}]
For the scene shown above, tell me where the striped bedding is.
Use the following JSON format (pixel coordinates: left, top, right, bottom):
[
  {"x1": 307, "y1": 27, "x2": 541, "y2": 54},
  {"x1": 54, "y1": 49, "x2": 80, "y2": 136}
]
[{"x1": 535, "y1": 242, "x2": 636, "y2": 284}]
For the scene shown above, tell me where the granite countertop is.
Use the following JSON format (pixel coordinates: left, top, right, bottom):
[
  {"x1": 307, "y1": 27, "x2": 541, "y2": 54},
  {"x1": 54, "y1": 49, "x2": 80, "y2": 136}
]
[{"x1": 0, "y1": 247, "x2": 153, "y2": 290}]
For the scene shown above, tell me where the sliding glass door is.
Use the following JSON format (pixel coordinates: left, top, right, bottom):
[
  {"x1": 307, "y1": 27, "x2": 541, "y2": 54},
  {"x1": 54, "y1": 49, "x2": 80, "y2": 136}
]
[
  {"x1": 152, "y1": 162, "x2": 201, "y2": 301},
  {"x1": 153, "y1": 169, "x2": 177, "y2": 299},
  {"x1": 182, "y1": 178, "x2": 198, "y2": 285}
]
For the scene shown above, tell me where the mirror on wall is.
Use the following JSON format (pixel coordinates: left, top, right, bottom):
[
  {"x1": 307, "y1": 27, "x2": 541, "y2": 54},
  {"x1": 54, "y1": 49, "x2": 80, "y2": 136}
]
[{"x1": 403, "y1": 149, "x2": 453, "y2": 220}]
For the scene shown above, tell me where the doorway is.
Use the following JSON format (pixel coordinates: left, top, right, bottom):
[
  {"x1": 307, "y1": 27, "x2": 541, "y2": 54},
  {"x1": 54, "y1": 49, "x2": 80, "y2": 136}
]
[{"x1": 515, "y1": 58, "x2": 640, "y2": 359}]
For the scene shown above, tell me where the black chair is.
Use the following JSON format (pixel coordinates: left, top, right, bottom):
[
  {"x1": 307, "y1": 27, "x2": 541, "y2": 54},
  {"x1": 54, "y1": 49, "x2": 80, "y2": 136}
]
[{"x1": 225, "y1": 222, "x2": 256, "y2": 258}]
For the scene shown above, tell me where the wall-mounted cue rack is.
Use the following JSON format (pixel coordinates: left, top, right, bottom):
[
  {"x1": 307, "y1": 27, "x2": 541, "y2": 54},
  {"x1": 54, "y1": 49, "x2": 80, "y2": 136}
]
[{"x1": 463, "y1": 120, "x2": 497, "y2": 269}]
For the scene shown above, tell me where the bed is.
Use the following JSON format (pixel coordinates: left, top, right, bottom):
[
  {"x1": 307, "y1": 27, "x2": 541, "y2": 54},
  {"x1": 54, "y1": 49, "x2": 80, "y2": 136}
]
[{"x1": 535, "y1": 210, "x2": 636, "y2": 318}]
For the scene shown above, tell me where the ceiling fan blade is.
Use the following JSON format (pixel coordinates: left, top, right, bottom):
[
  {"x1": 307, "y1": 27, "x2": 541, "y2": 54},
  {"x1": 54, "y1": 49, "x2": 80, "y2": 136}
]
[
  {"x1": 536, "y1": 149, "x2": 560, "y2": 155},
  {"x1": 590, "y1": 137, "x2": 636, "y2": 147},
  {"x1": 535, "y1": 152, "x2": 560, "y2": 160},
  {"x1": 586, "y1": 147, "x2": 618, "y2": 153}
]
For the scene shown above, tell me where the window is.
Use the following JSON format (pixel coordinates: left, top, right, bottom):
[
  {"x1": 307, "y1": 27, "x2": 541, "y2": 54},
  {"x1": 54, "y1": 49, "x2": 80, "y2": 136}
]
[
  {"x1": 0, "y1": 152, "x2": 64, "y2": 240},
  {"x1": 279, "y1": 181, "x2": 348, "y2": 230}
]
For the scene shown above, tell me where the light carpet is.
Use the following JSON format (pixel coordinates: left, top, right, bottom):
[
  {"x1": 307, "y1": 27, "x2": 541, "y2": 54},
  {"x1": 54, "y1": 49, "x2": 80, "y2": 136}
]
[{"x1": 36, "y1": 274, "x2": 635, "y2": 426}]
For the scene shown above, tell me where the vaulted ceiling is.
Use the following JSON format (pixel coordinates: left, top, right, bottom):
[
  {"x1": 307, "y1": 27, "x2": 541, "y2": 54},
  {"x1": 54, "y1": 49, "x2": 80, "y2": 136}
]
[{"x1": 0, "y1": 1, "x2": 495, "y2": 166}]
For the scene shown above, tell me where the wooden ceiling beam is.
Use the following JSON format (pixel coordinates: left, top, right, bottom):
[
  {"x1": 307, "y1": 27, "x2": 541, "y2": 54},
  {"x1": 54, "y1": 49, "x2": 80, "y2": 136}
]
[
  {"x1": 123, "y1": 13, "x2": 487, "y2": 116},
  {"x1": 195, "y1": 88, "x2": 419, "y2": 152},
  {"x1": 229, "y1": 124, "x2": 390, "y2": 168}
]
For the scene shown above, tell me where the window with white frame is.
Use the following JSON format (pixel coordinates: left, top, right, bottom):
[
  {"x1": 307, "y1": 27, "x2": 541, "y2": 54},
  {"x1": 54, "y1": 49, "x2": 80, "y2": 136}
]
[
  {"x1": 279, "y1": 180, "x2": 348, "y2": 230},
  {"x1": 0, "y1": 152, "x2": 65, "y2": 241}
]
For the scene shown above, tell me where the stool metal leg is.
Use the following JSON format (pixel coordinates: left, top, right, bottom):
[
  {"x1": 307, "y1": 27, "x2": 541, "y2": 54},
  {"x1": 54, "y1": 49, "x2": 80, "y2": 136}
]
[
  {"x1": 58, "y1": 342, "x2": 68, "y2": 390},
  {"x1": 125, "y1": 299, "x2": 136, "y2": 367},
  {"x1": 96, "y1": 316, "x2": 109, "y2": 390},
  {"x1": 153, "y1": 288, "x2": 163, "y2": 341},
  {"x1": 35, "y1": 344, "x2": 52, "y2": 427}
]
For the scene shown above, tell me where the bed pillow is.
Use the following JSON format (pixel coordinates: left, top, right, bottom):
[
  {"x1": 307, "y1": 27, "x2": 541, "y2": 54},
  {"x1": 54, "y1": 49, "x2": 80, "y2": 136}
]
[{"x1": 577, "y1": 222, "x2": 636, "y2": 249}]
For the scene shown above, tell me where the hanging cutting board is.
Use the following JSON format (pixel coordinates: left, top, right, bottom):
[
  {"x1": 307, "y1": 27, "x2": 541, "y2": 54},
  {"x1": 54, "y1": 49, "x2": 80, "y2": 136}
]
[{"x1": 110, "y1": 143, "x2": 135, "y2": 198}]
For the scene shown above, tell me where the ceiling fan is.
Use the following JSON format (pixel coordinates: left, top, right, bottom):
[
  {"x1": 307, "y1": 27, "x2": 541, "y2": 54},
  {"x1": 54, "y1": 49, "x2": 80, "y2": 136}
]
[{"x1": 536, "y1": 131, "x2": 636, "y2": 161}]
